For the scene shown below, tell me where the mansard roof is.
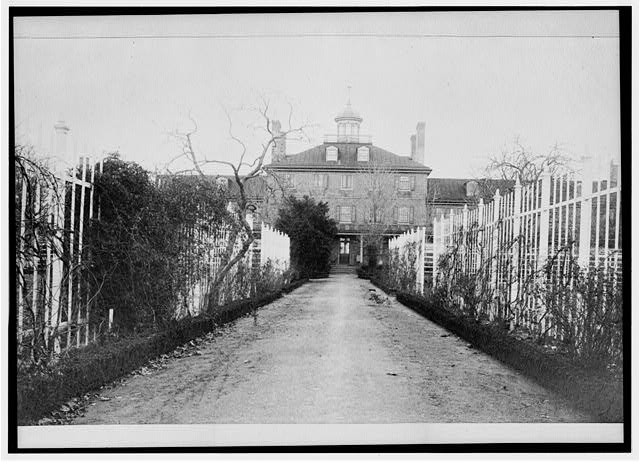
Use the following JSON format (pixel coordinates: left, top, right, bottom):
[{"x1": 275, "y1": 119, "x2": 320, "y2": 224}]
[{"x1": 265, "y1": 143, "x2": 431, "y2": 173}]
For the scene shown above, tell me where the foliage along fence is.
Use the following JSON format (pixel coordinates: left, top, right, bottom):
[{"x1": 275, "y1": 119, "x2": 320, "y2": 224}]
[
  {"x1": 174, "y1": 216, "x2": 292, "y2": 318},
  {"x1": 16, "y1": 127, "x2": 292, "y2": 366},
  {"x1": 16, "y1": 153, "x2": 103, "y2": 362},
  {"x1": 18, "y1": 159, "x2": 293, "y2": 364},
  {"x1": 387, "y1": 227, "x2": 426, "y2": 294},
  {"x1": 431, "y1": 161, "x2": 622, "y2": 366}
]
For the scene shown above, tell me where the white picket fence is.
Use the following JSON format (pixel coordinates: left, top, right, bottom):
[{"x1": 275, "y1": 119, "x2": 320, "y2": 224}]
[
  {"x1": 16, "y1": 122, "x2": 293, "y2": 359},
  {"x1": 16, "y1": 153, "x2": 103, "y2": 354},
  {"x1": 175, "y1": 219, "x2": 291, "y2": 318},
  {"x1": 260, "y1": 223, "x2": 290, "y2": 271},
  {"x1": 388, "y1": 227, "x2": 426, "y2": 294},
  {"x1": 432, "y1": 160, "x2": 622, "y2": 333}
]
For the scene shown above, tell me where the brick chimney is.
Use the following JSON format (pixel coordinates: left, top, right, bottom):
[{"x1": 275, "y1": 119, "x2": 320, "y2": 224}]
[
  {"x1": 271, "y1": 120, "x2": 286, "y2": 163},
  {"x1": 413, "y1": 121, "x2": 426, "y2": 165}
]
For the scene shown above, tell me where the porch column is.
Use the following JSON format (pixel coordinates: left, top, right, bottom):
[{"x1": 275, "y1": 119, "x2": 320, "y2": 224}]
[{"x1": 359, "y1": 235, "x2": 364, "y2": 264}]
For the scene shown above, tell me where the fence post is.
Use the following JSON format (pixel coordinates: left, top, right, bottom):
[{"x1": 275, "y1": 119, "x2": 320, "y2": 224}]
[
  {"x1": 538, "y1": 170, "x2": 551, "y2": 268},
  {"x1": 578, "y1": 166, "x2": 593, "y2": 268},
  {"x1": 448, "y1": 208, "x2": 454, "y2": 247},
  {"x1": 432, "y1": 213, "x2": 439, "y2": 287},
  {"x1": 536, "y1": 170, "x2": 552, "y2": 335},
  {"x1": 417, "y1": 227, "x2": 425, "y2": 294},
  {"x1": 477, "y1": 198, "x2": 485, "y2": 273},
  {"x1": 489, "y1": 189, "x2": 501, "y2": 321},
  {"x1": 462, "y1": 204, "x2": 469, "y2": 273},
  {"x1": 510, "y1": 177, "x2": 522, "y2": 330},
  {"x1": 17, "y1": 177, "x2": 27, "y2": 344}
]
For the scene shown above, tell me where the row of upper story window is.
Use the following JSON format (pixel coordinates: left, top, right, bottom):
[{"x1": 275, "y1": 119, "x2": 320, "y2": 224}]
[
  {"x1": 283, "y1": 173, "x2": 417, "y2": 191},
  {"x1": 336, "y1": 205, "x2": 416, "y2": 224},
  {"x1": 326, "y1": 145, "x2": 369, "y2": 162}
]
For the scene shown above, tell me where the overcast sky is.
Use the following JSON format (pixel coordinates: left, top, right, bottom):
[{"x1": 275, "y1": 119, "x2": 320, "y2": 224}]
[{"x1": 13, "y1": 11, "x2": 620, "y2": 178}]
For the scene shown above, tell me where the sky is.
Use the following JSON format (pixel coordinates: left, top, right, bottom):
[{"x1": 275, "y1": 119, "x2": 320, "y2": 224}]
[{"x1": 13, "y1": 11, "x2": 621, "y2": 178}]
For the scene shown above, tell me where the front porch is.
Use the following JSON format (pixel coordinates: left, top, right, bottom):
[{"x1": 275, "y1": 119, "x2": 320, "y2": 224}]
[{"x1": 330, "y1": 234, "x2": 390, "y2": 267}]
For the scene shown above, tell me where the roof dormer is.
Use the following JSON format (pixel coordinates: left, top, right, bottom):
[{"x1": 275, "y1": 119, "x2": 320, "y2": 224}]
[
  {"x1": 465, "y1": 180, "x2": 479, "y2": 197},
  {"x1": 326, "y1": 145, "x2": 338, "y2": 162},
  {"x1": 357, "y1": 146, "x2": 370, "y2": 162}
]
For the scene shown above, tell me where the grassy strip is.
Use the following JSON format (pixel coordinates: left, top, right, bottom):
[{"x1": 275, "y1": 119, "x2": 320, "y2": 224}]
[
  {"x1": 17, "y1": 279, "x2": 308, "y2": 426},
  {"x1": 394, "y1": 291, "x2": 623, "y2": 422}
]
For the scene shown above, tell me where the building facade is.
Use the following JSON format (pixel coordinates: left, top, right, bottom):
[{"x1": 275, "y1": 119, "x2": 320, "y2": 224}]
[{"x1": 265, "y1": 99, "x2": 431, "y2": 266}]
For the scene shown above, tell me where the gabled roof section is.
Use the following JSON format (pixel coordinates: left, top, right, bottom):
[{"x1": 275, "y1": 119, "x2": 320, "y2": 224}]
[
  {"x1": 427, "y1": 178, "x2": 515, "y2": 205},
  {"x1": 265, "y1": 143, "x2": 431, "y2": 173}
]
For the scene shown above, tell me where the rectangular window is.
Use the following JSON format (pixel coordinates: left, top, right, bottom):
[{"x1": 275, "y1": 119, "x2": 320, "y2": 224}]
[
  {"x1": 340, "y1": 206, "x2": 352, "y2": 223},
  {"x1": 368, "y1": 208, "x2": 384, "y2": 223},
  {"x1": 313, "y1": 174, "x2": 326, "y2": 188},
  {"x1": 341, "y1": 174, "x2": 353, "y2": 190},
  {"x1": 398, "y1": 206, "x2": 410, "y2": 224},
  {"x1": 284, "y1": 174, "x2": 294, "y2": 189},
  {"x1": 399, "y1": 176, "x2": 410, "y2": 191}
]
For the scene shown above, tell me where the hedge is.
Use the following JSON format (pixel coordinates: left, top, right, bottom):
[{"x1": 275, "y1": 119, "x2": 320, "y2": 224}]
[
  {"x1": 395, "y1": 291, "x2": 623, "y2": 423},
  {"x1": 369, "y1": 276, "x2": 395, "y2": 295},
  {"x1": 17, "y1": 279, "x2": 308, "y2": 425}
]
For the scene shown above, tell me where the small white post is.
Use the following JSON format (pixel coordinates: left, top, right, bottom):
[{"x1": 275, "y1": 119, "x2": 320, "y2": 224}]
[{"x1": 108, "y1": 308, "x2": 114, "y2": 332}]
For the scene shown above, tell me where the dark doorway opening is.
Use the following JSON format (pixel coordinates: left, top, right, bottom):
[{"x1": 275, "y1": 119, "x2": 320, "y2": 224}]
[{"x1": 339, "y1": 237, "x2": 350, "y2": 265}]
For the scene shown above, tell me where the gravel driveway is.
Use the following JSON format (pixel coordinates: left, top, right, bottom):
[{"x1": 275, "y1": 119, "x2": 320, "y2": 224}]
[{"x1": 72, "y1": 274, "x2": 591, "y2": 424}]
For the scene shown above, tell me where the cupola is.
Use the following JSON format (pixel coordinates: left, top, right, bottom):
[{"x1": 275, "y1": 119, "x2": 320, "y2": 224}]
[{"x1": 335, "y1": 86, "x2": 362, "y2": 143}]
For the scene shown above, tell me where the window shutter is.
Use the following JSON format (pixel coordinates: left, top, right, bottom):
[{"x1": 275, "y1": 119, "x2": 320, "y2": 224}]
[
  {"x1": 351, "y1": 206, "x2": 357, "y2": 223},
  {"x1": 393, "y1": 206, "x2": 398, "y2": 223},
  {"x1": 410, "y1": 176, "x2": 416, "y2": 191},
  {"x1": 394, "y1": 176, "x2": 399, "y2": 190},
  {"x1": 335, "y1": 205, "x2": 340, "y2": 220},
  {"x1": 410, "y1": 206, "x2": 415, "y2": 223},
  {"x1": 368, "y1": 208, "x2": 373, "y2": 223},
  {"x1": 323, "y1": 174, "x2": 329, "y2": 188}
]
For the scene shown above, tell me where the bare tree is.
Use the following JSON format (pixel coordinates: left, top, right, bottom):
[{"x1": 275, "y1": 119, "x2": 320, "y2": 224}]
[
  {"x1": 356, "y1": 159, "x2": 399, "y2": 266},
  {"x1": 485, "y1": 137, "x2": 574, "y2": 184},
  {"x1": 167, "y1": 97, "x2": 312, "y2": 306}
]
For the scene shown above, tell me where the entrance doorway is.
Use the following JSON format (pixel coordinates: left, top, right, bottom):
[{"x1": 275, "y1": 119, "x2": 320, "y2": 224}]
[{"x1": 339, "y1": 237, "x2": 350, "y2": 265}]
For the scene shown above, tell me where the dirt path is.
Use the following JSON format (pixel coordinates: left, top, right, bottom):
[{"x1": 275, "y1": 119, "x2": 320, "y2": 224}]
[{"x1": 73, "y1": 274, "x2": 591, "y2": 424}]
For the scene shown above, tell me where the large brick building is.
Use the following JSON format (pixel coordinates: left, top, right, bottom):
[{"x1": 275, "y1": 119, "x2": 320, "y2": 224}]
[{"x1": 265, "y1": 99, "x2": 431, "y2": 266}]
